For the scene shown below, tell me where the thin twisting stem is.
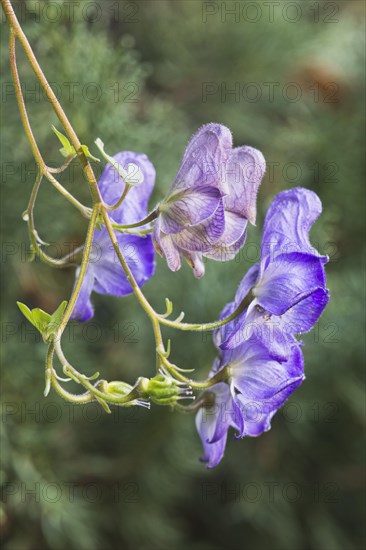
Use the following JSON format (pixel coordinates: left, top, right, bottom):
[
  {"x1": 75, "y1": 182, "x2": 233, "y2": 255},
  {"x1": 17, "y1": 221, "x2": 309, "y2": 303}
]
[
  {"x1": 2, "y1": 0, "x2": 100, "y2": 203},
  {"x1": 56, "y1": 206, "x2": 100, "y2": 335},
  {"x1": 8, "y1": 30, "x2": 90, "y2": 217}
]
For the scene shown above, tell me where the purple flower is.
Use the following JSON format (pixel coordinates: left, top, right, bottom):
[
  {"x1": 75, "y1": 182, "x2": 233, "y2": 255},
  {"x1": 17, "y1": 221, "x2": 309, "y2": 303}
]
[
  {"x1": 218, "y1": 188, "x2": 330, "y2": 358},
  {"x1": 71, "y1": 151, "x2": 156, "y2": 322},
  {"x1": 196, "y1": 340, "x2": 304, "y2": 468},
  {"x1": 195, "y1": 382, "x2": 242, "y2": 468},
  {"x1": 153, "y1": 123, "x2": 266, "y2": 277}
]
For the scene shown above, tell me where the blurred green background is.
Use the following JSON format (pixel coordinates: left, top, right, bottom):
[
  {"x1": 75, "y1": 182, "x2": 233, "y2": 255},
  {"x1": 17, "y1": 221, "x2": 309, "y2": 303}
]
[{"x1": 1, "y1": 1, "x2": 365, "y2": 549}]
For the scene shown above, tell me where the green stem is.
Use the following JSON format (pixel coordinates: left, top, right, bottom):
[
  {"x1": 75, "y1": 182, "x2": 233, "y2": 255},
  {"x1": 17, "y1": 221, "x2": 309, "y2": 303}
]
[
  {"x1": 161, "y1": 355, "x2": 230, "y2": 389},
  {"x1": 111, "y1": 209, "x2": 158, "y2": 230},
  {"x1": 8, "y1": 30, "x2": 91, "y2": 218},
  {"x1": 104, "y1": 184, "x2": 131, "y2": 211},
  {"x1": 157, "y1": 295, "x2": 249, "y2": 332},
  {"x1": 56, "y1": 206, "x2": 100, "y2": 335},
  {"x1": 26, "y1": 171, "x2": 83, "y2": 268},
  {"x1": 53, "y1": 339, "x2": 146, "y2": 406},
  {"x1": 3, "y1": 0, "x2": 101, "y2": 203},
  {"x1": 101, "y1": 208, "x2": 165, "y2": 369}
]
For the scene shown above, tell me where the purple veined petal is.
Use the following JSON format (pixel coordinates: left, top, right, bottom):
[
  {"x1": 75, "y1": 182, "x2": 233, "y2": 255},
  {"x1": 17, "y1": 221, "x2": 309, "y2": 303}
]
[
  {"x1": 90, "y1": 228, "x2": 155, "y2": 296},
  {"x1": 229, "y1": 339, "x2": 304, "y2": 401},
  {"x1": 171, "y1": 199, "x2": 225, "y2": 252},
  {"x1": 208, "y1": 385, "x2": 240, "y2": 444},
  {"x1": 203, "y1": 211, "x2": 248, "y2": 261},
  {"x1": 219, "y1": 300, "x2": 295, "y2": 361},
  {"x1": 233, "y1": 393, "x2": 276, "y2": 437},
  {"x1": 279, "y1": 287, "x2": 330, "y2": 334},
  {"x1": 183, "y1": 251, "x2": 205, "y2": 278},
  {"x1": 159, "y1": 185, "x2": 223, "y2": 234},
  {"x1": 197, "y1": 427, "x2": 228, "y2": 469},
  {"x1": 235, "y1": 263, "x2": 260, "y2": 304},
  {"x1": 173, "y1": 124, "x2": 233, "y2": 192},
  {"x1": 261, "y1": 187, "x2": 327, "y2": 260},
  {"x1": 215, "y1": 264, "x2": 259, "y2": 350},
  {"x1": 213, "y1": 300, "x2": 237, "y2": 349},
  {"x1": 223, "y1": 146, "x2": 266, "y2": 225},
  {"x1": 234, "y1": 371, "x2": 304, "y2": 437},
  {"x1": 254, "y1": 252, "x2": 327, "y2": 316},
  {"x1": 97, "y1": 151, "x2": 156, "y2": 225},
  {"x1": 71, "y1": 266, "x2": 95, "y2": 322},
  {"x1": 195, "y1": 382, "x2": 238, "y2": 468},
  {"x1": 231, "y1": 343, "x2": 304, "y2": 437},
  {"x1": 153, "y1": 221, "x2": 182, "y2": 272}
]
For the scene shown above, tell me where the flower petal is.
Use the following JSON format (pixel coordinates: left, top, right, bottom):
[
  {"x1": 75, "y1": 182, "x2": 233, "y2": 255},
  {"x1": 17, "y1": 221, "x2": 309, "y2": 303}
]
[
  {"x1": 255, "y1": 252, "x2": 326, "y2": 316},
  {"x1": 230, "y1": 340, "x2": 304, "y2": 400},
  {"x1": 159, "y1": 186, "x2": 222, "y2": 234},
  {"x1": 280, "y1": 287, "x2": 330, "y2": 334},
  {"x1": 204, "y1": 211, "x2": 248, "y2": 261},
  {"x1": 223, "y1": 146, "x2": 266, "y2": 224},
  {"x1": 71, "y1": 267, "x2": 95, "y2": 322},
  {"x1": 183, "y1": 251, "x2": 205, "y2": 278},
  {"x1": 173, "y1": 123, "x2": 232, "y2": 192},
  {"x1": 231, "y1": 342, "x2": 304, "y2": 437},
  {"x1": 220, "y1": 300, "x2": 296, "y2": 361},
  {"x1": 97, "y1": 151, "x2": 156, "y2": 225},
  {"x1": 171, "y1": 199, "x2": 225, "y2": 252},
  {"x1": 153, "y1": 222, "x2": 182, "y2": 272},
  {"x1": 261, "y1": 187, "x2": 326, "y2": 259},
  {"x1": 92, "y1": 229, "x2": 155, "y2": 296},
  {"x1": 195, "y1": 382, "x2": 239, "y2": 468}
]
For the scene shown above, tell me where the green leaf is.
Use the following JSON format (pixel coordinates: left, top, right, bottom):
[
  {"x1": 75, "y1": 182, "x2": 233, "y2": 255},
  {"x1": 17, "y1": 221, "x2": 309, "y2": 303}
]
[
  {"x1": 52, "y1": 126, "x2": 75, "y2": 158},
  {"x1": 52, "y1": 126, "x2": 99, "y2": 162},
  {"x1": 17, "y1": 301, "x2": 68, "y2": 342},
  {"x1": 17, "y1": 302, "x2": 35, "y2": 326},
  {"x1": 46, "y1": 300, "x2": 68, "y2": 338},
  {"x1": 31, "y1": 309, "x2": 52, "y2": 334},
  {"x1": 80, "y1": 145, "x2": 100, "y2": 162}
]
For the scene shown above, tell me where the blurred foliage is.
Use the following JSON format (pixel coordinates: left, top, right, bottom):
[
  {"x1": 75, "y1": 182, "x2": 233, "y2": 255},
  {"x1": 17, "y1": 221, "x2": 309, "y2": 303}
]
[{"x1": 0, "y1": 1, "x2": 365, "y2": 549}]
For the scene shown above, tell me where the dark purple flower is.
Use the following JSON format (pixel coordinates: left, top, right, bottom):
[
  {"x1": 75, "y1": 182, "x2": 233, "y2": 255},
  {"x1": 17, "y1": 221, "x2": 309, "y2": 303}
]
[
  {"x1": 196, "y1": 339, "x2": 304, "y2": 467},
  {"x1": 195, "y1": 382, "x2": 242, "y2": 468},
  {"x1": 219, "y1": 188, "x2": 330, "y2": 358},
  {"x1": 153, "y1": 123, "x2": 266, "y2": 277},
  {"x1": 71, "y1": 151, "x2": 156, "y2": 322}
]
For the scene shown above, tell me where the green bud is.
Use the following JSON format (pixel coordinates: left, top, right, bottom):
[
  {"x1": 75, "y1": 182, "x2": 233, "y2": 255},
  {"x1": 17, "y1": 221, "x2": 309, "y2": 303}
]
[{"x1": 140, "y1": 374, "x2": 193, "y2": 406}]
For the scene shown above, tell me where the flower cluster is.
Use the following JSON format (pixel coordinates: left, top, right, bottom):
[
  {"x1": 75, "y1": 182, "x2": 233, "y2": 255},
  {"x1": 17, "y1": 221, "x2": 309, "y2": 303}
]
[
  {"x1": 68, "y1": 124, "x2": 329, "y2": 468},
  {"x1": 196, "y1": 188, "x2": 329, "y2": 467}
]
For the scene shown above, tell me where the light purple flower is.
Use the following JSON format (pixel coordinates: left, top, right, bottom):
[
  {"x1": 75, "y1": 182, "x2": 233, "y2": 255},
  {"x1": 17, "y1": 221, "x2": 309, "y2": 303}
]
[
  {"x1": 153, "y1": 123, "x2": 266, "y2": 277},
  {"x1": 219, "y1": 188, "x2": 330, "y2": 358},
  {"x1": 71, "y1": 151, "x2": 156, "y2": 322}
]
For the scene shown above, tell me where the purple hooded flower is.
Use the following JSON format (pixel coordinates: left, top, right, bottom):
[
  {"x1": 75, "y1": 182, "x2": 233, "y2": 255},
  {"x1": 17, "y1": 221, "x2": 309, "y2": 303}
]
[
  {"x1": 71, "y1": 151, "x2": 156, "y2": 322},
  {"x1": 218, "y1": 188, "x2": 330, "y2": 358},
  {"x1": 195, "y1": 382, "x2": 242, "y2": 468},
  {"x1": 196, "y1": 339, "x2": 304, "y2": 468},
  {"x1": 153, "y1": 123, "x2": 266, "y2": 277}
]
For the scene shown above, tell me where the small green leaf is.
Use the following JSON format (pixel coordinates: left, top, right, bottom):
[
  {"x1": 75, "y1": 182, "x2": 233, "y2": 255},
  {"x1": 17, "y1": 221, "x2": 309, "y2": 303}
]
[
  {"x1": 53, "y1": 126, "x2": 100, "y2": 162},
  {"x1": 80, "y1": 145, "x2": 100, "y2": 162},
  {"x1": 31, "y1": 309, "x2": 52, "y2": 334},
  {"x1": 52, "y1": 126, "x2": 75, "y2": 158},
  {"x1": 17, "y1": 302, "x2": 35, "y2": 326},
  {"x1": 46, "y1": 300, "x2": 68, "y2": 337}
]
